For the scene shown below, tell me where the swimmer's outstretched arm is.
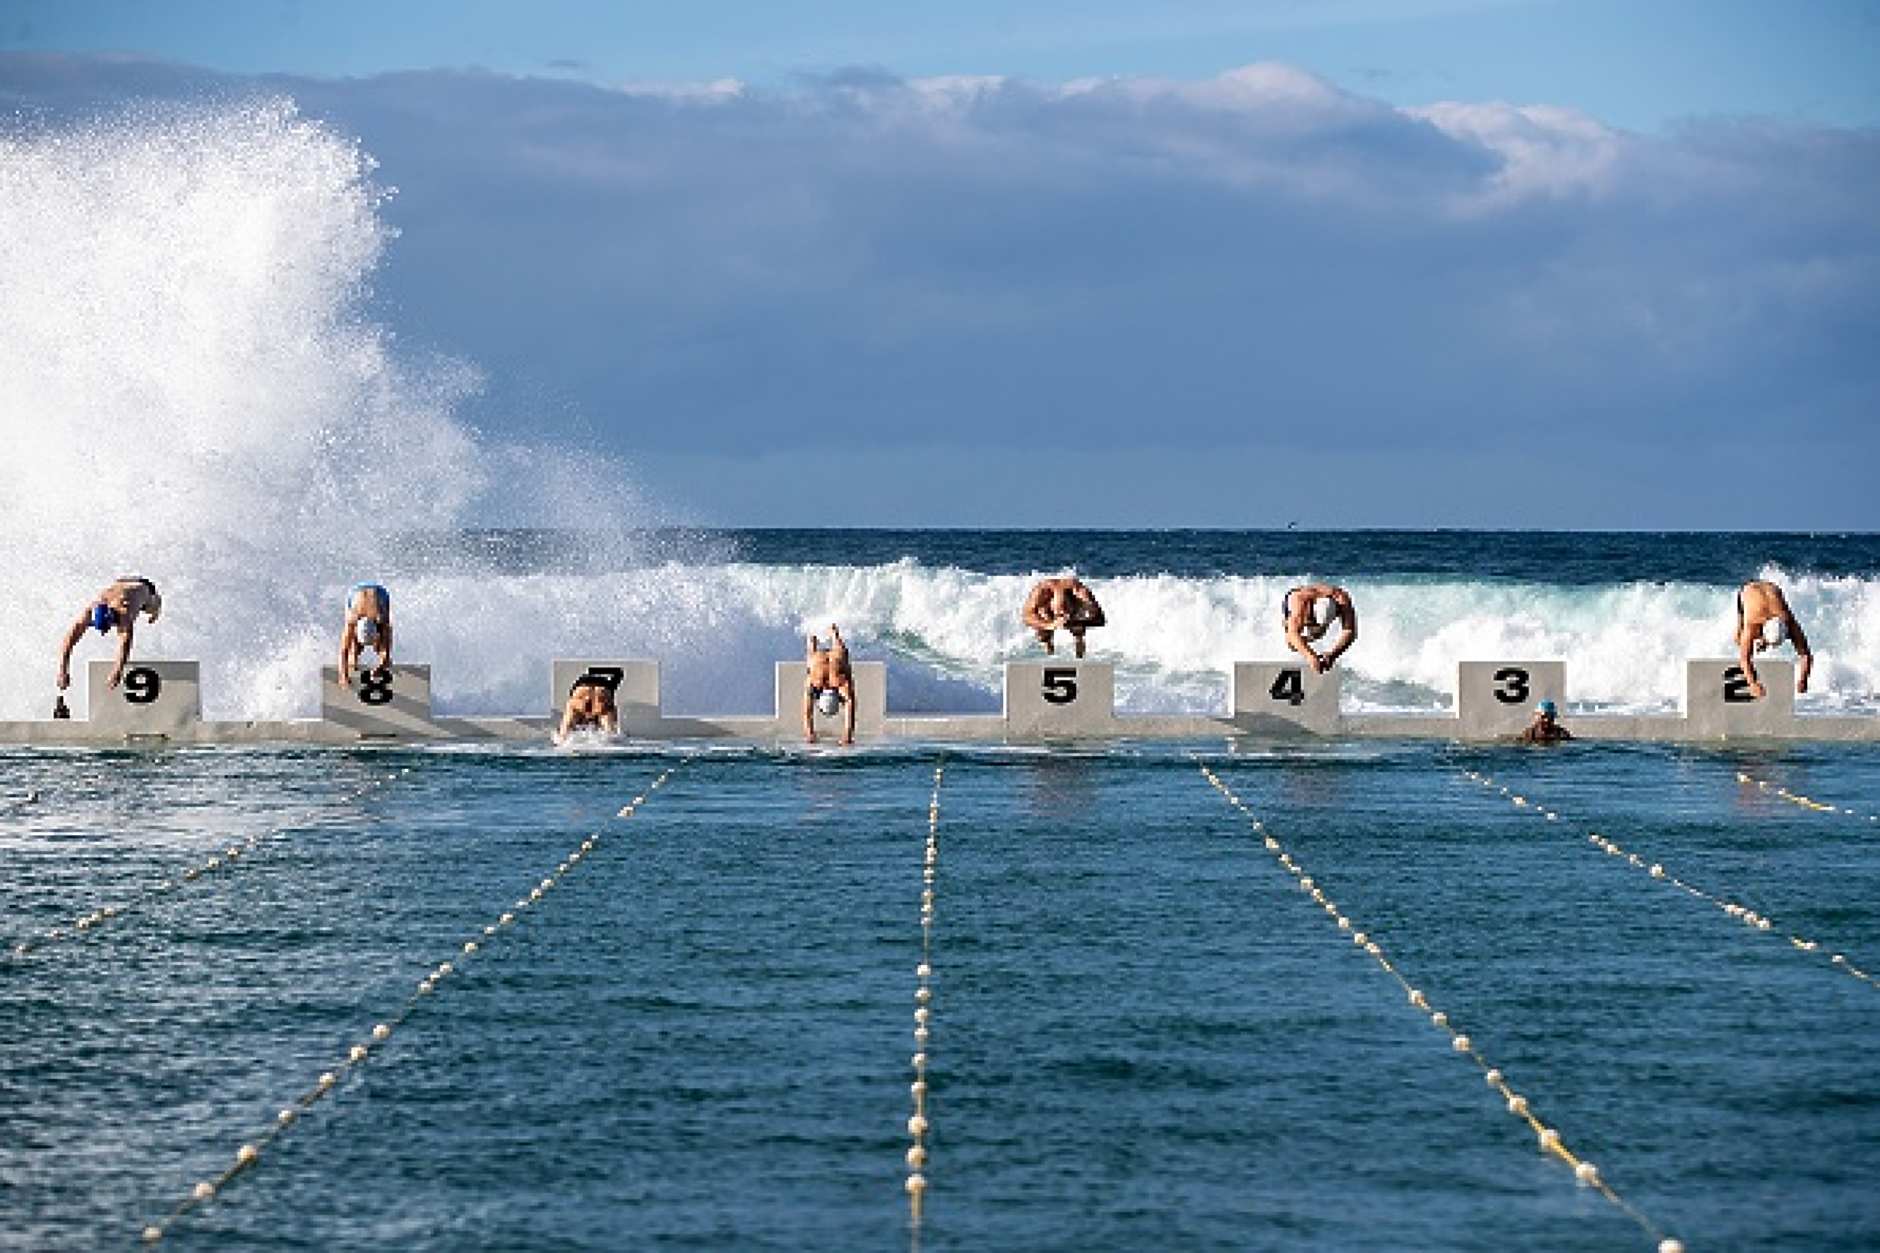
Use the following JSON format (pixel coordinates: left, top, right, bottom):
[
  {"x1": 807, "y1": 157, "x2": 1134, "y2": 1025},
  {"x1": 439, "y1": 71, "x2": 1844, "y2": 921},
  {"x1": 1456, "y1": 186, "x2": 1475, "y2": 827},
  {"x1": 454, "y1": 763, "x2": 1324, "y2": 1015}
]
[
  {"x1": 1791, "y1": 618, "x2": 1813, "y2": 693},
  {"x1": 106, "y1": 621, "x2": 135, "y2": 689},
  {"x1": 55, "y1": 615, "x2": 88, "y2": 690}
]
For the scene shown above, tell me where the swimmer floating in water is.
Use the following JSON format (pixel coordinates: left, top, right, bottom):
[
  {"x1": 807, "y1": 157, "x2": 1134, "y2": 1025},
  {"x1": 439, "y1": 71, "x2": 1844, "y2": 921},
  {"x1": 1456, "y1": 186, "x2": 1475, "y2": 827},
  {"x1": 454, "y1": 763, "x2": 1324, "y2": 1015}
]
[
  {"x1": 1735, "y1": 579, "x2": 1812, "y2": 699},
  {"x1": 805, "y1": 624, "x2": 856, "y2": 745},
  {"x1": 57, "y1": 576, "x2": 162, "y2": 692},
  {"x1": 1518, "y1": 700, "x2": 1574, "y2": 743},
  {"x1": 340, "y1": 583, "x2": 394, "y2": 689},
  {"x1": 1281, "y1": 582, "x2": 1357, "y2": 674},
  {"x1": 1022, "y1": 577, "x2": 1107, "y2": 658}
]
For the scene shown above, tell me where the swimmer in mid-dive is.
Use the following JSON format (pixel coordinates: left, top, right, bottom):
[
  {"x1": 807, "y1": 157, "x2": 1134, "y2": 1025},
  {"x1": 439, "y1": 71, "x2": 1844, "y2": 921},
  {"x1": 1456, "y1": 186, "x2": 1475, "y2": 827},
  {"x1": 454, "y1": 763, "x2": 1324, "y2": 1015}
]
[
  {"x1": 1281, "y1": 583, "x2": 1356, "y2": 674},
  {"x1": 340, "y1": 583, "x2": 394, "y2": 689},
  {"x1": 57, "y1": 576, "x2": 162, "y2": 691},
  {"x1": 555, "y1": 672, "x2": 621, "y2": 743},
  {"x1": 1518, "y1": 699, "x2": 1573, "y2": 743},
  {"x1": 805, "y1": 624, "x2": 856, "y2": 745},
  {"x1": 1022, "y1": 577, "x2": 1107, "y2": 658},
  {"x1": 1736, "y1": 579, "x2": 1812, "y2": 699}
]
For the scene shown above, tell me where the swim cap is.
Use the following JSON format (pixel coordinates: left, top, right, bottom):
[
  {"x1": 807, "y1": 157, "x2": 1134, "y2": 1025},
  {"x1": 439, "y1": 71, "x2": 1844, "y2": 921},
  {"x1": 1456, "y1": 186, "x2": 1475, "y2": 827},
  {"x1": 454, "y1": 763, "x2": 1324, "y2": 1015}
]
[
  {"x1": 89, "y1": 604, "x2": 117, "y2": 632},
  {"x1": 1312, "y1": 597, "x2": 1338, "y2": 628},
  {"x1": 1537, "y1": 700, "x2": 1558, "y2": 717},
  {"x1": 1760, "y1": 618, "x2": 1788, "y2": 646},
  {"x1": 816, "y1": 689, "x2": 843, "y2": 717},
  {"x1": 355, "y1": 618, "x2": 380, "y2": 646}
]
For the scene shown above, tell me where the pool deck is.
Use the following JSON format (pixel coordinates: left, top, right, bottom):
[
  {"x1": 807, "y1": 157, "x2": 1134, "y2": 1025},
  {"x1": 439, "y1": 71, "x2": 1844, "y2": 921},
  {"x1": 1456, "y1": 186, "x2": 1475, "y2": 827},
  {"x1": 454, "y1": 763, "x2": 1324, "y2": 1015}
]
[{"x1": 4, "y1": 656, "x2": 1875, "y2": 746}]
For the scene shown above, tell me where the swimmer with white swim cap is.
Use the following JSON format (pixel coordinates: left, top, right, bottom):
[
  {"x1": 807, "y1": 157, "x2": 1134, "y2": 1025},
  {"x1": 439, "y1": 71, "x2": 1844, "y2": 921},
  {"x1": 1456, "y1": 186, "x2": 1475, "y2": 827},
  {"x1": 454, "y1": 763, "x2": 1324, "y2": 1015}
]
[
  {"x1": 1735, "y1": 579, "x2": 1812, "y2": 699},
  {"x1": 1022, "y1": 576, "x2": 1107, "y2": 658},
  {"x1": 805, "y1": 624, "x2": 856, "y2": 745},
  {"x1": 340, "y1": 583, "x2": 394, "y2": 689},
  {"x1": 1282, "y1": 582, "x2": 1357, "y2": 675},
  {"x1": 56, "y1": 576, "x2": 162, "y2": 692}
]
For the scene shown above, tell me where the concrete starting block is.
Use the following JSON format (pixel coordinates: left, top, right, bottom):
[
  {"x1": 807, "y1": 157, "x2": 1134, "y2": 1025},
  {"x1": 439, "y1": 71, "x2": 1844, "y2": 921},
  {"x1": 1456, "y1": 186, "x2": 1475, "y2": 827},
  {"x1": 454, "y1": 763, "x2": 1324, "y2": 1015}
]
[
  {"x1": 1004, "y1": 661, "x2": 1116, "y2": 739},
  {"x1": 1231, "y1": 661, "x2": 1341, "y2": 735},
  {"x1": 775, "y1": 660, "x2": 887, "y2": 739},
  {"x1": 1686, "y1": 658, "x2": 1795, "y2": 737},
  {"x1": 320, "y1": 665, "x2": 439, "y2": 738},
  {"x1": 1457, "y1": 661, "x2": 1566, "y2": 737},
  {"x1": 551, "y1": 660, "x2": 661, "y2": 731},
  {"x1": 86, "y1": 660, "x2": 200, "y2": 736}
]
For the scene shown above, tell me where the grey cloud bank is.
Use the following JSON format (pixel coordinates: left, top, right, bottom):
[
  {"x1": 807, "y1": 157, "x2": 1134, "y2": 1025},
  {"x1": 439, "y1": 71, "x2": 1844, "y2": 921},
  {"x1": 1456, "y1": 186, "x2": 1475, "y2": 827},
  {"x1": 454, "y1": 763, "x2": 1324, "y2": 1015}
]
[{"x1": 6, "y1": 53, "x2": 1877, "y2": 528}]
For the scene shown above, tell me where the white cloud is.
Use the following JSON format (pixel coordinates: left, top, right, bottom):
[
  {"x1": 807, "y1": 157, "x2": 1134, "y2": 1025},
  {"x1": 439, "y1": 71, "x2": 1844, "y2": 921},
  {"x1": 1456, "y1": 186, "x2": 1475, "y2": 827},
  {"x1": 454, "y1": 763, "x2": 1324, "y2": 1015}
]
[{"x1": 4, "y1": 52, "x2": 1875, "y2": 526}]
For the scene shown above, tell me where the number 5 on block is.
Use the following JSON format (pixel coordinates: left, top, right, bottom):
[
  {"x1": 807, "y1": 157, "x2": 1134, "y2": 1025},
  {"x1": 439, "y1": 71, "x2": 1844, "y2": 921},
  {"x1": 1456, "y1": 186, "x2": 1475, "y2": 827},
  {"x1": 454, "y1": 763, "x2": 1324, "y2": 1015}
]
[{"x1": 1004, "y1": 661, "x2": 1116, "y2": 738}]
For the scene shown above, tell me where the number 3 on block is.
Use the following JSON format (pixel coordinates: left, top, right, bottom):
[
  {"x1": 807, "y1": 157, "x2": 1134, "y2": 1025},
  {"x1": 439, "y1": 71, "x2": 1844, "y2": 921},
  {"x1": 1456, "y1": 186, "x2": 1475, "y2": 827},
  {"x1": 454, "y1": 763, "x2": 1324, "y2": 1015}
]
[
  {"x1": 1041, "y1": 667, "x2": 1079, "y2": 705},
  {"x1": 358, "y1": 671, "x2": 396, "y2": 705}
]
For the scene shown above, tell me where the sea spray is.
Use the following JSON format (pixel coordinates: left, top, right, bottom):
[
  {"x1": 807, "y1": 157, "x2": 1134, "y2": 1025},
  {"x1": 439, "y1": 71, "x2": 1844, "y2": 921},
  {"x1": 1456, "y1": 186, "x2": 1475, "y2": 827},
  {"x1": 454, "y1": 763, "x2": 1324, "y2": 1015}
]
[
  {"x1": 4, "y1": 101, "x2": 1876, "y2": 722},
  {"x1": 0, "y1": 96, "x2": 684, "y2": 719}
]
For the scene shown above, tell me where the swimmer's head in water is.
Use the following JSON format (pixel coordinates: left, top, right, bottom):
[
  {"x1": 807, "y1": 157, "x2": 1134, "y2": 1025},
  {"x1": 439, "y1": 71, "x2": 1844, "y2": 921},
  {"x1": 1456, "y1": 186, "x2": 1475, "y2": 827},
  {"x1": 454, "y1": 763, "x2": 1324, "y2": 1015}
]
[
  {"x1": 1760, "y1": 618, "x2": 1788, "y2": 647},
  {"x1": 1537, "y1": 700, "x2": 1558, "y2": 718},
  {"x1": 89, "y1": 604, "x2": 117, "y2": 633},
  {"x1": 355, "y1": 617, "x2": 381, "y2": 646},
  {"x1": 816, "y1": 689, "x2": 843, "y2": 717}
]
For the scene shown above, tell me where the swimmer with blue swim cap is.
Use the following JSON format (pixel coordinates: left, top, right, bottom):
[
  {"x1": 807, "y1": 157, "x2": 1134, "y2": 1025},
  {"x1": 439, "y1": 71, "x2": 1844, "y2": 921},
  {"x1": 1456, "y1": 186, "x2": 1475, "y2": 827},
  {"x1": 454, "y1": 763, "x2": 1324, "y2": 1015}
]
[
  {"x1": 805, "y1": 623, "x2": 856, "y2": 745},
  {"x1": 1735, "y1": 579, "x2": 1812, "y2": 700},
  {"x1": 1520, "y1": 699, "x2": 1573, "y2": 743},
  {"x1": 340, "y1": 583, "x2": 394, "y2": 689},
  {"x1": 57, "y1": 577, "x2": 162, "y2": 693},
  {"x1": 1282, "y1": 582, "x2": 1357, "y2": 675}
]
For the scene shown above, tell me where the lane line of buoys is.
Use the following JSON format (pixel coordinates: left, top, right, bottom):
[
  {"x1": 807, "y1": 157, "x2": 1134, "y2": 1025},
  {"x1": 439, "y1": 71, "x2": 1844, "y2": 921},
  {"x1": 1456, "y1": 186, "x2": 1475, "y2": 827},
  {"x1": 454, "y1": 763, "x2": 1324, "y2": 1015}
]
[
  {"x1": 139, "y1": 760, "x2": 686, "y2": 1245},
  {"x1": 906, "y1": 757, "x2": 944, "y2": 1251},
  {"x1": 1199, "y1": 762, "x2": 1684, "y2": 1253},
  {"x1": 1462, "y1": 769, "x2": 1879, "y2": 995},
  {"x1": 1734, "y1": 771, "x2": 1880, "y2": 823},
  {"x1": 9, "y1": 768, "x2": 410, "y2": 960}
]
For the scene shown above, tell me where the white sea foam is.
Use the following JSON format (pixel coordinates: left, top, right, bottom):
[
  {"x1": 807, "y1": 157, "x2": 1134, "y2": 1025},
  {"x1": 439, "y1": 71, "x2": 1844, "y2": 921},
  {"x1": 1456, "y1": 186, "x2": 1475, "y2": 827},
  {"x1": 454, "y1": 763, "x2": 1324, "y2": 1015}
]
[
  {"x1": 0, "y1": 96, "x2": 669, "y2": 720},
  {"x1": 3, "y1": 98, "x2": 1874, "y2": 724}
]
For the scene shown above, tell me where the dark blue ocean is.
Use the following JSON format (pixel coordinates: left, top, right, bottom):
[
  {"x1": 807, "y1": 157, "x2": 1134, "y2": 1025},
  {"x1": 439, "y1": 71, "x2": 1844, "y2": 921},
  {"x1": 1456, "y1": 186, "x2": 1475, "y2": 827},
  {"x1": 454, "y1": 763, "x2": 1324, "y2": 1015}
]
[{"x1": 4, "y1": 531, "x2": 1878, "y2": 1251}]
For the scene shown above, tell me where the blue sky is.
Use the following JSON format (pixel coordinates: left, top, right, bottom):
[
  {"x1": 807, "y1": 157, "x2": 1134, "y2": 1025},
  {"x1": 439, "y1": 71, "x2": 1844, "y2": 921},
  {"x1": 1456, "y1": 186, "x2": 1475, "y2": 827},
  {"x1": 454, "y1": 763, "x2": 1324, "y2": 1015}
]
[{"x1": 5, "y1": 1, "x2": 1879, "y2": 527}]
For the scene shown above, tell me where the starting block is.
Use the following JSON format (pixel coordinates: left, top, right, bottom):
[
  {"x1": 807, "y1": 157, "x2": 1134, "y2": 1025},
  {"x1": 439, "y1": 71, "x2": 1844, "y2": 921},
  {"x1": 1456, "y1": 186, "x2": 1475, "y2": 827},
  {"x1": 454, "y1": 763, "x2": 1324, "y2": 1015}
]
[
  {"x1": 774, "y1": 660, "x2": 887, "y2": 739},
  {"x1": 1685, "y1": 658, "x2": 1795, "y2": 737},
  {"x1": 1231, "y1": 661, "x2": 1341, "y2": 735},
  {"x1": 1457, "y1": 661, "x2": 1566, "y2": 737},
  {"x1": 552, "y1": 660, "x2": 661, "y2": 730},
  {"x1": 1004, "y1": 661, "x2": 1116, "y2": 738},
  {"x1": 86, "y1": 660, "x2": 201, "y2": 736},
  {"x1": 320, "y1": 665, "x2": 439, "y2": 738}
]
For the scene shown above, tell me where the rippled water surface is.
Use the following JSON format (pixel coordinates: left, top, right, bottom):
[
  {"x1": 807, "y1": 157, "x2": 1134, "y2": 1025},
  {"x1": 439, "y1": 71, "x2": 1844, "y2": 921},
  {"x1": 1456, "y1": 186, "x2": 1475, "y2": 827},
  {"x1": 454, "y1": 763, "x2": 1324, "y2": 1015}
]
[{"x1": 3, "y1": 740, "x2": 1877, "y2": 1250}]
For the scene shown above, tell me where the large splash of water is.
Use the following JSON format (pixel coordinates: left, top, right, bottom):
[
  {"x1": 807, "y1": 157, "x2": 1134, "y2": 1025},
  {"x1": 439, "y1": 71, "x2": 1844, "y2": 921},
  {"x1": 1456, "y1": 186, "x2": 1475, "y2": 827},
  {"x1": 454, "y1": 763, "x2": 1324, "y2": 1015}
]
[
  {"x1": 4, "y1": 97, "x2": 1874, "y2": 724},
  {"x1": 0, "y1": 96, "x2": 696, "y2": 719}
]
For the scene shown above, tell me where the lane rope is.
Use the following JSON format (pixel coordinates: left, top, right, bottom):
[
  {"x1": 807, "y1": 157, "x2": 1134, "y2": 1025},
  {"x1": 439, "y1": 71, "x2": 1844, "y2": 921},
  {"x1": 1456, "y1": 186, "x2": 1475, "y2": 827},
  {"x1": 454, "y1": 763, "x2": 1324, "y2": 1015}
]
[
  {"x1": 1461, "y1": 769, "x2": 1879, "y2": 994},
  {"x1": 1199, "y1": 761, "x2": 1684, "y2": 1253},
  {"x1": 9, "y1": 768, "x2": 410, "y2": 960},
  {"x1": 1734, "y1": 771, "x2": 1880, "y2": 824},
  {"x1": 906, "y1": 757, "x2": 944, "y2": 1250},
  {"x1": 139, "y1": 760, "x2": 686, "y2": 1245}
]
